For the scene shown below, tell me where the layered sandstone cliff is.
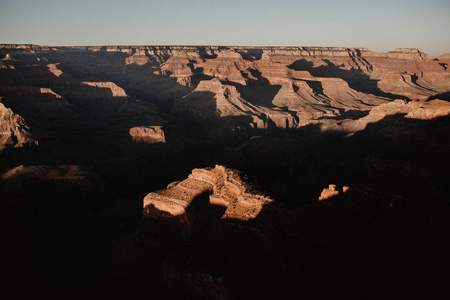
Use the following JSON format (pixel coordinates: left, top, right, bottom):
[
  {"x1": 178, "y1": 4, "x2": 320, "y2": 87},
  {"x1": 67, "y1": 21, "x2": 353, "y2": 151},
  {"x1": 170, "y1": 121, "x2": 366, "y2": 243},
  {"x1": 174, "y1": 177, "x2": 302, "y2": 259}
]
[
  {"x1": 321, "y1": 98, "x2": 450, "y2": 133},
  {"x1": 0, "y1": 100, "x2": 34, "y2": 150},
  {"x1": 129, "y1": 125, "x2": 165, "y2": 143},
  {"x1": 142, "y1": 165, "x2": 274, "y2": 239},
  {"x1": 2, "y1": 44, "x2": 448, "y2": 136}
]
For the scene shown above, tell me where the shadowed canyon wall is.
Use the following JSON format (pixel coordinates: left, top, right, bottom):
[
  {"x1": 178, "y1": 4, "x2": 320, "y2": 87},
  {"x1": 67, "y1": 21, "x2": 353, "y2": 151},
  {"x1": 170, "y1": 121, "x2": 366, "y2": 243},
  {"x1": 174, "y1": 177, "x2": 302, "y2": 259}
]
[{"x1": 1, "y1": 45, "x2": 450, "y2": 299}]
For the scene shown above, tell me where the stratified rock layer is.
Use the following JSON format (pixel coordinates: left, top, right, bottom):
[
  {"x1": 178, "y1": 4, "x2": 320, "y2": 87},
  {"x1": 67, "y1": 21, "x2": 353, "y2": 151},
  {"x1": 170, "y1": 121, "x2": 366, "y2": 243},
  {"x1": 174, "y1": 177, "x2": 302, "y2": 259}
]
[
  {"x1": 129, "y1": 125, "x2": 165, "y2": 143},
  {"x1": 321, "y1": 98, "x2": 450, "y2": 133},
  {"x1": 142, "y1": 165, "x2": 273, "y2": 239},
  {"x1": 1, "y1": 45, "x2": 449, "y2": 142},
  {"x1": 0, "y1": 100, "x2": 34, "y2": 150}
]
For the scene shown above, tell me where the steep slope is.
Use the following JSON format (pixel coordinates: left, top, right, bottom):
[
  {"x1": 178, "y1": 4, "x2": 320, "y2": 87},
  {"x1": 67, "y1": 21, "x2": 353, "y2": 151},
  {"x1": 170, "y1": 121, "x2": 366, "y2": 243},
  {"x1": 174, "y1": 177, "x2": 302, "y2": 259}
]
[
  {"x1": 0, "y1": 100, "x2": 34, "y2": 150},
  {"x1": 143, "y1": 165, "x2": 274, "y2": 239},
  {"x1": 2, "y1": 45, "x2": 449, "y2": 136}
]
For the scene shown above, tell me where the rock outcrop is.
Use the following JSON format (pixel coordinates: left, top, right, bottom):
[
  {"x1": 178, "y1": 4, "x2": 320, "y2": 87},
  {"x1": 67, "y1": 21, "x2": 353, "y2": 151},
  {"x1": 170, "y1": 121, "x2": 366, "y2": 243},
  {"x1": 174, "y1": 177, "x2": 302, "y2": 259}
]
[
  {"x1": 318, "y1": 184, "x2": 340, "y2": 201},
  {"x1": 142, "y1": 165, "x2": 273, "y2": 239},
  {"x1": 129, "y1": 125, "x2": 166, "y2": 144},
  {"x1": 322, "y1": 98, "x2": 450, "y2": 133},
  {"x1": 0, "y1": 100, "x2": 34, "y2": 150},
  {"x1": 1, "y1": 164, "x2": 93, "y2": 185}
]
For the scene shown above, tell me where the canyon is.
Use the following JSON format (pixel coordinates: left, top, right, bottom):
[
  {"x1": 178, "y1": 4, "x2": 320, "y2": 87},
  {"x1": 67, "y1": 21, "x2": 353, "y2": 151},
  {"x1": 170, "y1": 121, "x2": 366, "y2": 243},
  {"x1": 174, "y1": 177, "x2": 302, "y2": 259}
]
[{"x1": 1, "y1": 44, "x2": 450, "y2": 299}]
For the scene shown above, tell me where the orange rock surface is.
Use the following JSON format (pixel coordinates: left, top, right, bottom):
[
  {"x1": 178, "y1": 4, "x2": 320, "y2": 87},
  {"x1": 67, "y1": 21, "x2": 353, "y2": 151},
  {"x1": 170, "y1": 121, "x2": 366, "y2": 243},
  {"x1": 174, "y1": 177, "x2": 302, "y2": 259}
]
[{"x1": 142, "y1": 165, "x2": 273, "y2": 239}]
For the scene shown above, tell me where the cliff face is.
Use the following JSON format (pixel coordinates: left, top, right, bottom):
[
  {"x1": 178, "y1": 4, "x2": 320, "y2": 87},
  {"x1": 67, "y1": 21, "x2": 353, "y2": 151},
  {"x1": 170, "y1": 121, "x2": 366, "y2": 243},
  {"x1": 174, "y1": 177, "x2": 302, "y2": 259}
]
[
  {"x1": 1, "y1": 45, "x2": 449, "y2": 144},
  {"x1": 142, "y1": 165, "x2": 274, "y2": 239},
  {"x1": 0, "y1": 100, "x2": 34, "y2": 150}
]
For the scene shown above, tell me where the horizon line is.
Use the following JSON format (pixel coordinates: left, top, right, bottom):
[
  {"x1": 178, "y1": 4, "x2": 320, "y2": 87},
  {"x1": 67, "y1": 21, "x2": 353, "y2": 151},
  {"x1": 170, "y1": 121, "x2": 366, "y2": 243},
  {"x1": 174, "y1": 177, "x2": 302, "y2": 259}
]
[{"x1": 0, "y1": 43, "x2": 433, "y2": 53}]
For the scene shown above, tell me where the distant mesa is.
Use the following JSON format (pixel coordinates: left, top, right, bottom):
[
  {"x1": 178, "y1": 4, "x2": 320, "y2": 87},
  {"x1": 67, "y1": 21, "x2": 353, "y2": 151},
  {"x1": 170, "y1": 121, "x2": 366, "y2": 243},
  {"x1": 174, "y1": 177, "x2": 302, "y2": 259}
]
[{"x1": 129, "y1": 125, "x2": 166, "y2": 144}]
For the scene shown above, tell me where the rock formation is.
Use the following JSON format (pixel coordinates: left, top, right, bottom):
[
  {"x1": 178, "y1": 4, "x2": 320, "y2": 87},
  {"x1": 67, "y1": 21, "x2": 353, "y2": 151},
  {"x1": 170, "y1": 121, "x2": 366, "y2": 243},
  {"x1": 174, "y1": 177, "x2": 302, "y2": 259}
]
[
  {"x1": 142, "y1": 165, "x2": 274, "y2": 239},
  {"x1": 318, "y1": 184, "x2": 340, "y2": 201},
  {"x1": 1, "y1": 44, "x2": 449, "y2": 139},
  {"x1": 129, "y1": 125, "x2": 166, "y2": 144},
  {"x1": 320, "y1": 98, "x2": 450, "y2": 134},
  {"x1": 0, "y1": 100, "x2": 34, "y2": 150}
]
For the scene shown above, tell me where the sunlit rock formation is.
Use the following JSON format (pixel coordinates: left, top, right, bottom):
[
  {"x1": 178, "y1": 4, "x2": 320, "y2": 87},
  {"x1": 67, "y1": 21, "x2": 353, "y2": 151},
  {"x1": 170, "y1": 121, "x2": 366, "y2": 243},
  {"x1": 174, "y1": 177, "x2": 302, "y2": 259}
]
[
  {"x1": 0, "y1": 100, "x2": 34, "y2": 150},
  {"x1": 129, "y1": 125, "x2": 166, "y2": 144},
  {"x1": 142, "y1": 165, "x2": 273, "y2": 239},
  {"x1": 318, "y1": 184, "x2": 340, "y2": 201},
  {"x1": 1, "y1": 44, "x2": 449, "y2": 139},
  {"x1": 322, "y1": 98, "x2": 450, "y2": 133}
]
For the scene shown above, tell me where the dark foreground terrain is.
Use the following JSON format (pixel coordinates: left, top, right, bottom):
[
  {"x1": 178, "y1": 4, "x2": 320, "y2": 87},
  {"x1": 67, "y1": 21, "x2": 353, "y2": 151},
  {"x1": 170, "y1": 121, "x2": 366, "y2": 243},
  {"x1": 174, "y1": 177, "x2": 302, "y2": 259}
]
[{"x1": 1, "y1": 45, "x2": 450, "y2": 299}]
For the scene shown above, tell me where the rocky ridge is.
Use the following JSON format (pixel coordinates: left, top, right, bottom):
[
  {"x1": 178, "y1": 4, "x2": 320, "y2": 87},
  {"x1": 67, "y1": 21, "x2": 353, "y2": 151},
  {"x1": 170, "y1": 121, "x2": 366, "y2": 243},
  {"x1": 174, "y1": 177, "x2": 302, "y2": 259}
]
[
  {"x1": 1, "y1": 45, "x2": 449, "y2": 147},
  {"x1": 0, "y1": 99, "x2": 34, "y2": 150},
  {"x1": 143, "y1": 165, "x2": 273, "y2": 239}
]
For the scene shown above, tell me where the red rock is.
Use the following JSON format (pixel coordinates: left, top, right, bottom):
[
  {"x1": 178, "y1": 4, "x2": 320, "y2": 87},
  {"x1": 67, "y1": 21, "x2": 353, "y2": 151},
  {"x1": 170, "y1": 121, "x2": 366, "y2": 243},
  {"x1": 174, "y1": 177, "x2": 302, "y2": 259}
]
[
  {"x1": 1, "y1": 44, "x2": 449, "y2": 138},
  {"x1": 318, "y1": 184, "x2": 340, "y2": 201},
  {"x1": 142, "y1": 165, "x2": 274, "y2": 239},
  {"x1": 0, "y1": 101, "x2": 35, "y2": 150},
  {"x1": 129, "y1": 126, "x2": 165, "y2": 144},
  {"x1": 81, "y1": 82, "x2": 127, "y2": 97}
]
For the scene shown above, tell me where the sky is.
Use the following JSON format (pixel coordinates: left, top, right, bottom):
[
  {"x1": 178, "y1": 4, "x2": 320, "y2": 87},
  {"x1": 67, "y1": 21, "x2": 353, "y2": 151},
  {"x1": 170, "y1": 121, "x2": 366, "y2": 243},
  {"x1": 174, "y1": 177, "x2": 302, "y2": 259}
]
[{"x1": 0, "y1": 0, "x2": 449, "y2": 56}]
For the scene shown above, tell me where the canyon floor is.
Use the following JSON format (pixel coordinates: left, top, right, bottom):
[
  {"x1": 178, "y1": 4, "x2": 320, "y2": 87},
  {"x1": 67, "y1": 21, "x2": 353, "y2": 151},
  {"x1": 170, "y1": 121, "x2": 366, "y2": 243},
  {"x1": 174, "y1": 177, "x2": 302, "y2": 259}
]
[{"x1": 1, "y1": 45, "x2": 450, "y2": 299}]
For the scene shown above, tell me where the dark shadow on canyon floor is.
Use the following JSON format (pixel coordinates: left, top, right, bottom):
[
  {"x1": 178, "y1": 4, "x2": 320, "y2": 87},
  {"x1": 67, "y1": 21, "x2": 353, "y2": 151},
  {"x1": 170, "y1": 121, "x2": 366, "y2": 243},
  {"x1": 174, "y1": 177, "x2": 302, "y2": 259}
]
[
  {"x1": 2, "y1": 112, "x2": 450, "y2": 299},
  {"x1": 428, "y1": 91, "x2": 450, "y2": 101}
]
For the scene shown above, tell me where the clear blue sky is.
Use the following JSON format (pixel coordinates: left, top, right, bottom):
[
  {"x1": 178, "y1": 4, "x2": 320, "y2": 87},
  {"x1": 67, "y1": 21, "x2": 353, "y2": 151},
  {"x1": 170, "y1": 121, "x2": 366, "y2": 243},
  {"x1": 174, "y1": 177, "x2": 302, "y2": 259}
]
[{"x1": 0, "y1": 0, "x2": 449, "y2": 56}]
